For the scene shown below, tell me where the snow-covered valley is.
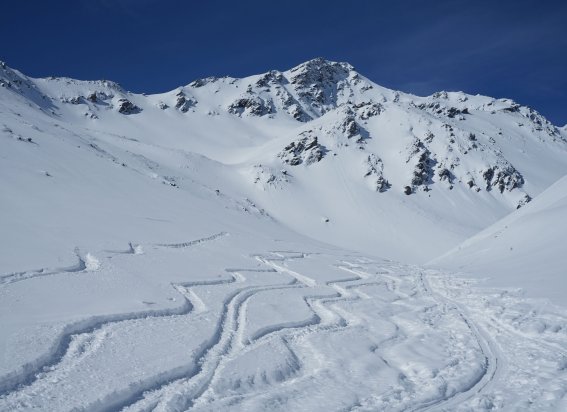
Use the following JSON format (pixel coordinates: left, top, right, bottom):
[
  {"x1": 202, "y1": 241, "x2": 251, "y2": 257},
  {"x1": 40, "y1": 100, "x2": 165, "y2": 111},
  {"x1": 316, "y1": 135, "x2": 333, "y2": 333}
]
[{"x1": 1, "y1": 58, "x2": 566, "y2": 411}]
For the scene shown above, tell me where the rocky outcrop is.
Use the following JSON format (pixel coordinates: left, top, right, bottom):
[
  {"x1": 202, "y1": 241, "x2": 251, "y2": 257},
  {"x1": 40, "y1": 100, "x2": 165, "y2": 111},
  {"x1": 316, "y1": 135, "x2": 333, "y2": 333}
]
[
  {"x1": 228, "y1": 96, "x2": 273, "y2": 117},
  {"x1": 481, "y1": 164, "x2": 524, "y2": 193},
  {"x1": 175, "y1": 91, "x2": 196, "y2": 113},
  {"x1": 188, "y1": 76, "x2": 220, "y2": 88},
  {"x1": 417, "y1": 102, "x2": 469, "y2": 119},
  {"x1": 353, "y1": 101, "x2": 384, "y2": 120},
  {"x1": 116, "y1": 98, "x2": 141, "y2": 114},
  {"x1": 288, "y1": 58, "x2": 354, "y2": 116},
  {"x1": 364, "y1": 154, "x2": 390, "y2": 192},
  {"x1": 516, "y1": 194, "x2": 532, "y2": 209},
  {"x1": 278, "y1": 133, "x2": 326, "y2": 166},
  {"x1": 411, "y1": 150, "x2": 436, "y2": 189}
]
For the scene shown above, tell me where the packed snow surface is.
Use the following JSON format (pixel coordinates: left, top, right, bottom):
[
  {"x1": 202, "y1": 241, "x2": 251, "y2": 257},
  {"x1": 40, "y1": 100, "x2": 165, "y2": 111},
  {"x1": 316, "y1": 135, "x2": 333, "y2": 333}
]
[{"x1": 1, "y1": 58, "x2": 566, "y2": 410}]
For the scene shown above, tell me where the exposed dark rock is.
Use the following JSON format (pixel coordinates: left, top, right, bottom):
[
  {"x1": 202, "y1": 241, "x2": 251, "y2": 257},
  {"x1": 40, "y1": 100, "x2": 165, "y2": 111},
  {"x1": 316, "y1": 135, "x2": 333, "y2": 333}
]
[
  {"x1": 255, "y1": 70, "x2": 285, "y2": 88},
  {"x1": 502, "y1": 103, "x2": 521, "y2": 113},
  {"x1": 516, "y1": 194, "x2": 532, "y2": 209},
  {"x1": 175, "y1": 91, "x2": 196, "y2": 113},
  {"x1": 288, "y1": 104, "x2": 312, "y2": 122},
  {"x1": 341, "y1": 115, "x2": 359, "y2": 138},
  {"x1": 417, "y1": 102, "x2": 469, "y2": 119},
  {"x1": 482, "y1": 164, "x2": 524, "y2": 193},
  {"x1": 432, "y1": 91, "x2": 449, "y2": 99},
  {"x1": 364, "y1": 154, "x2": 390, "y2": 192},
  {"x1": 274, "y1": 87, "x2": 311, "y2": 122},
  {"x1": 411, "y1": 150, "x2": 436, "y2": 188},
  {"x1": 288, "y1": 58, "x2": 353, "y2": 115},
  {"x1": 228, "y1": 96, "x2": 273, "y2": 116},
  {"x1": 353, "y1": 101, "x2": 384, "y2": 120},
  {"x1": 437, "y1": 167, "x2": 454, "y2": 183},
  {"x1": 278, "y1": 133, "x2": 326, "y2": 166},
  {"x1": 116, "y1": 98, "x2": 141, "y2": 115},
  {"x1": 188, "y1": 77, "x2": 219, "y2": 88},
  {"x1": 424, "y1": 131, "x2": 435, "y2": 143}
]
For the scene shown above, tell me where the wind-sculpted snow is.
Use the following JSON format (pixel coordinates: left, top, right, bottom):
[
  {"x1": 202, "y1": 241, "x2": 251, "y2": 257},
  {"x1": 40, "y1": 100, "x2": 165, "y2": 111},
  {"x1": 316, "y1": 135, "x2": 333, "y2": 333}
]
[{"x1": 1, "y1": 236, "x2": 565, "y2": 411}]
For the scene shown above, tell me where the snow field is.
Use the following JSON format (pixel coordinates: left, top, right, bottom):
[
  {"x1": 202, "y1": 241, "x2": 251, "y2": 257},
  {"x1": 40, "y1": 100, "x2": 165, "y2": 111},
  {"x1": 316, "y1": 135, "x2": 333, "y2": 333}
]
[{"x1": 1, "y1": 235, "x2": 565, "y2": 411}]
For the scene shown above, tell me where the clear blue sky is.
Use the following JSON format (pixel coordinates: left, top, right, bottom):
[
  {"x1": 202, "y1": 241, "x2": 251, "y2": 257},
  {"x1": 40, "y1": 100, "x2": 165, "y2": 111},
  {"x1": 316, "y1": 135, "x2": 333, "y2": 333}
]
[{"x1": 2, "y1": 0, "x2": 566, "y2": 125}]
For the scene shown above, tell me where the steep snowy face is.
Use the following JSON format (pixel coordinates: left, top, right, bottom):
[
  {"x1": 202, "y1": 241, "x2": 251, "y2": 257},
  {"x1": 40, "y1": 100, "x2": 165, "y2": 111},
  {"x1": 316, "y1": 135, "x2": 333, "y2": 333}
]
[
  {"x1": 285, "y1": 58, "x2": 359, "y2": 117},
  {"x1": 166, "y1": 59, "x2": 565, "y2": 210},
  {"x1": 1, "y1": 58, "x2": 566, "y2": 262}
]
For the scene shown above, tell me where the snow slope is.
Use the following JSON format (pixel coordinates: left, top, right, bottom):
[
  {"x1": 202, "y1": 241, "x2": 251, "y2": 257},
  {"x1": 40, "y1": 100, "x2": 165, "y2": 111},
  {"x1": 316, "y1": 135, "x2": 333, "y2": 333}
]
[
  {"x1": 430, "y1": 174, "x2": 567, "y2": 305},
  {"x1": 1, "y1": 59, "x2": 567, "y2": 411},
  {"x1": 2, "y1": 58, "x2": 566, "y2": 264}
]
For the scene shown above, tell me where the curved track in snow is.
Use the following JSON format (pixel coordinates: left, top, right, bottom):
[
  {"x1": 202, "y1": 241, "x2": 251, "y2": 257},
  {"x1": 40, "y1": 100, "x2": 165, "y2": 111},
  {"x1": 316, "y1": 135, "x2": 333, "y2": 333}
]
[{"x1": 1, "y1": 245, "x2": 566, "y2": 411}]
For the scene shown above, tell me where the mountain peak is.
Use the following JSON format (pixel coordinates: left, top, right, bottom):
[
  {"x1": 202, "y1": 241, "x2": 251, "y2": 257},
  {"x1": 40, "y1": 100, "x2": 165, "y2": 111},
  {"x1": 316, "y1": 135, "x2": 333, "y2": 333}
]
[{"x1": 288, "y1": 57, "x2": 355, "y2": 77}]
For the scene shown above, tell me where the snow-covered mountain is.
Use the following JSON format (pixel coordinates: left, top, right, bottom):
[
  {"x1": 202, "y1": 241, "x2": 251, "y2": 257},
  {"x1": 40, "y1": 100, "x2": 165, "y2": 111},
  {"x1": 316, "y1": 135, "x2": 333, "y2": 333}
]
[
  {"x1": 2, "y1": 58, "x2": 567, "y2": 411},
  {"x1": 2, "y1": 58, "x2": 566, "y2": 265}
]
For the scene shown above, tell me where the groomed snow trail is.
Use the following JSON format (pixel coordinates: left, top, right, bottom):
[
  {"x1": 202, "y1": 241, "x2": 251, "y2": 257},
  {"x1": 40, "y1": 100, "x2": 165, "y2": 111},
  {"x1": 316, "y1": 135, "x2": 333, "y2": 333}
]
[{"x1": 0, "y1": 241, "x2": 566, "y2": 411}]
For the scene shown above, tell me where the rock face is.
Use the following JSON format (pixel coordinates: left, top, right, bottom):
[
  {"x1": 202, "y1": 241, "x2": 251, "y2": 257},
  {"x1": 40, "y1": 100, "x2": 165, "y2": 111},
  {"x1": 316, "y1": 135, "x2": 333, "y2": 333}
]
[
  {"x1": 364, "y1": 154, "x2": 390, "y2": 192},
  {"x1": 411, "y1": 150, "x2": 436, "y2": 189},
  {"x1": 287, "y1": 58, "x2": 354, "y2": 116},
  {"x1": 116, "y1": 98, "x2": 141, "y2": 114},
  {"x1": 353, "y1": 101, "x2": 384, "y2": 120},
  {"x1": 482, "y1": 164, "x2": 524, "y2": 193},
  {"x1": 228, "y1": 96, "x2": 273, "y2": 117},
  {"x1": 417, "y1": 102, "x2": 470, "y2": 119},
  {"x1": 278, "y1": 133, "x2": 326, "y2": 166},
  {"x1": 175, "y1": 91, "x2": 196, "y2": 112}
]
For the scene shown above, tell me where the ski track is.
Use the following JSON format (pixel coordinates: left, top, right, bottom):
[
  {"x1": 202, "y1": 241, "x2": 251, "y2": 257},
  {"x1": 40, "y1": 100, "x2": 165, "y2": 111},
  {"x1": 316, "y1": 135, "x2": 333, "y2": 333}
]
[
  {"x1": 0, "y1": 248, "x2": 320, "y2": 412},
  {"x1": 121, "y1": 251, "x2": 463, "y2": 412},
  {"x1": 0, "y1": 233, "x2": 235, "y2": 399},
  {"x1": 155, "y1": 232, "x2": 229, "y2": 249},
  {"x1": 1, "y1": 241, "x2": 142, "y2": 286},
  {"x1": 0, "y1": 251, "x2": 86, "y2": 286},
  {"x1": 117, "y1": 251, "x2": 373, "y2": 411},
  {"x1": 2, "y1": 245, "x2": 565, "y2": 411},
  {"x1": 406, "y1": 272, "x2": 500, "y2": 412},
  {"x1": 0, "y1": 283, "x2": 194, "y2": 397}
]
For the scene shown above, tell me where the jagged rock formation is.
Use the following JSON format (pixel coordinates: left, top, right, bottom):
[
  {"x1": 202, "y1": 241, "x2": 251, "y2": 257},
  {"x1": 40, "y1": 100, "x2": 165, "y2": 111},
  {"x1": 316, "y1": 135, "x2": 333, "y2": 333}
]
[
  {"x1": 482, "y1": 164, "x2": 524, "y2": 193},
  {"x1": 228, "y1": 96, "x2": 273, "y2": 117},
  {"x1": 175, "y1": 90, "x2": 196, "y2": 113},
  {"x1": 116, "y1": 98, "x2": 141, "y2": 114},
  {"x1": 364, "y1": 154, "x2": 390, "y2": 192},
  {"x1": 278, "y1": 133, "x2": 326, "y2": 166}
]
